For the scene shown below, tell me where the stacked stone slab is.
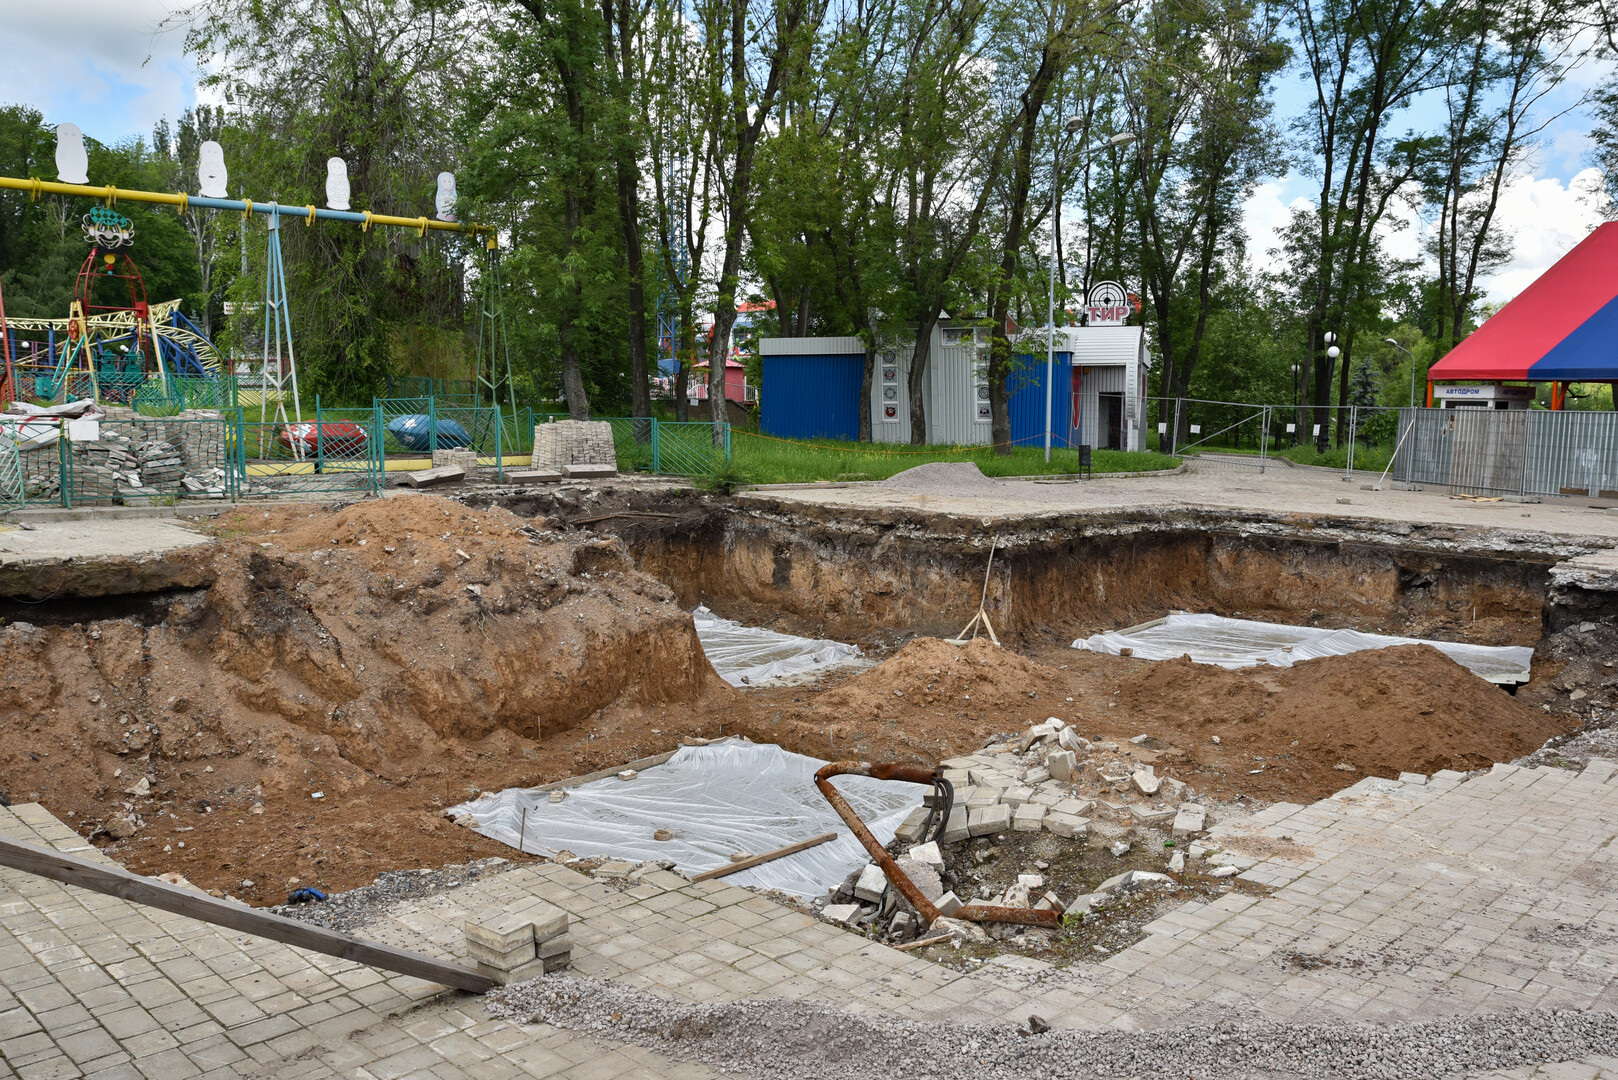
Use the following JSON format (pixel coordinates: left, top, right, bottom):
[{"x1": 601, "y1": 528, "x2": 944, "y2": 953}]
[
  {"x1": 433, "y1": 447, "x2": 480, "y2": 471},
  {"x1": 531, "y1": 420, "x2": 617, "y2": 476},
  {"x1": 464, "y1": 899, "x2": 571, "y2": 985}
]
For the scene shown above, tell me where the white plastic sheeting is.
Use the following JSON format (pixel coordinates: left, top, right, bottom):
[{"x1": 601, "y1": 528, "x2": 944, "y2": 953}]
[
  {"x1": 692, "y1": 605, "x2": 862, "y2": 686},
  {"x1": 1074, "y1": 612, "x2": 1533, "y2": 685},
  {"x1": 446, "y1": 739, "x2": 921, "y2": 898}
]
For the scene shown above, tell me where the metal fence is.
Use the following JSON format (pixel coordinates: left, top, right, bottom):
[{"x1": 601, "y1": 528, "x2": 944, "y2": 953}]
[
  {"x1": 0, "y1": 426, "x2": 22, "y2": 511},
  {"x1": 375, "y1": 397, "x2": 506, "y2": 480},
  {"x1": 236, "y1": 406, "x2": 383, "y2": 499},
  {"x1": 1392, "y1": 407, "x2": 1618, "y2": 498}
]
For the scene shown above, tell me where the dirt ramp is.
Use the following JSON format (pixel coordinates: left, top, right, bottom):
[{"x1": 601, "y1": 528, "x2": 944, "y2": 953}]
[{"x1": 1120, "y1": 645, "x2": 1568, "y2": 797}]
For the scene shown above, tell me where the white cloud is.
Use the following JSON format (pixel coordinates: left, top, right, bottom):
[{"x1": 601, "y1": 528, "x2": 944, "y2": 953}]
[
  {"x1": 1477, "y1": 169, "x2": 1609, "y2": 302},
  {"x1": 0, "y1": 0, "x2": 198, "y2": 146},
  {"x1": 1242, "y1": 179, "x2": 1314, "y2": 275}
]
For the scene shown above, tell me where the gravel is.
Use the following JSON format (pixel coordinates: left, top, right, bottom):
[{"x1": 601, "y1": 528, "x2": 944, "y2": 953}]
[
  {"x1": 878, "y1": 462, "x2": 1005, "y2": 495},
  {"x1": 488, "y1": 974, "x2": 1618, "y2": 1080},
  {"x1": 271, "y1": 856, "x2": 518, "y2": 934}
]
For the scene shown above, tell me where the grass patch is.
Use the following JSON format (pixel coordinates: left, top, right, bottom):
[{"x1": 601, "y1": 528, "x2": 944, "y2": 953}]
[{"x1": 727, "y1": 433, "x2": 1177, "y2": 485}]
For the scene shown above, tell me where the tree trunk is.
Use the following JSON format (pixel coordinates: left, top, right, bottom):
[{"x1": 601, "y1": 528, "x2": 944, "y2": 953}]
[
  {"x1": 907, "y1": 308, "x2": 942, "y2": 444},
  {"x1": 604, "y1": 0, "x2": 651, "y2": 422}
]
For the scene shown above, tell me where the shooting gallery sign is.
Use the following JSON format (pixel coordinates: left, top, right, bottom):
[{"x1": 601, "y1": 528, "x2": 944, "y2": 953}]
[{"x1": 1084, "y1": 281, "x2": 1132, "y2": 326}]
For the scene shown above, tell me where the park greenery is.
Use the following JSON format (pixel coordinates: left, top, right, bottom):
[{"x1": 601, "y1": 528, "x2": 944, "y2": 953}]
[{"x1": 4, "y1": 0, "x2": 1618, "y2": 455}]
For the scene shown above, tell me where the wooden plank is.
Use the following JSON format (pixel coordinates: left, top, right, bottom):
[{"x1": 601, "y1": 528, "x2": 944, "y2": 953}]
[
  {"x1": 689, "y1": 833, "x2": 838, "y2": 882},
  {"x1": 0, "y1": 834, "x2": 494, "y2": 994},
  {"x1": 894, "y1": 933, "x2": 953, "y2": 952}
]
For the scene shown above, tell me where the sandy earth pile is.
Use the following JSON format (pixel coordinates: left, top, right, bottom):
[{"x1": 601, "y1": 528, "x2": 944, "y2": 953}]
[{"x1": 0, "y1": 497, "x2": 735, "y2": 901}]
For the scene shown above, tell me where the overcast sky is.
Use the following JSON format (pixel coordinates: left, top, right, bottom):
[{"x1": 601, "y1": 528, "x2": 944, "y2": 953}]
[{"x1": 0, "y1": 0, "x2": 1610, "y2": 306}]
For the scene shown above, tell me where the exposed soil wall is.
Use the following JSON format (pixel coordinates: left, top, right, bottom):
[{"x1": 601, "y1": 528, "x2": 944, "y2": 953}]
[{"x1": 614, "y1": 503, "x2": 1552, "y2": 649}]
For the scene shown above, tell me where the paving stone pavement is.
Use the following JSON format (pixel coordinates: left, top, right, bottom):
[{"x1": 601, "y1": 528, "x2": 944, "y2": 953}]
[{"x1": 3, "y1": 758, "x2": 1618, "y2": 1077}]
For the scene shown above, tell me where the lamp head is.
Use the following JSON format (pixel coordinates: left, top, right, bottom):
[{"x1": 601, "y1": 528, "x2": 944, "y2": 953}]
[
  {"x1": 1383, "y1": 338, "x2": 1399, "y2": 346},
  {"x1": 1108, "y1": 132, "x2": 1138, "y2": 146},
  {"x1": 1064, "y1": 117, "x2": 1084, "y2": 133}
]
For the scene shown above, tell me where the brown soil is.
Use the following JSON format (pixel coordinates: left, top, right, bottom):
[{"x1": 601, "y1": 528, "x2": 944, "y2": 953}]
[
  {"x1": 0, "y1": 497, "x2": 1576, "y2": 905},
  {"x1": 0, "y1": 497, "x2": 738, "y2": 904}
]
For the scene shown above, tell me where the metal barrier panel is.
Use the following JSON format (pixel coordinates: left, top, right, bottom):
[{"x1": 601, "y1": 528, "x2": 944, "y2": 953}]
[
  {"x1": 434, "y1": 404, "x2": 505, "y2": 479},
  {"x1": 1394, "y1": 407, "x2": 1618, "y2": 497},
  {"x1": 653, "y1": 421, "x2": 730, "y2": 476},
  {"x1": 64, "y1": 415, "x2": 235, "y2": 505},
  {"x1": 0, "y1": 427, "x2": 23, "y2": 511},
  {"x1": 236, "y1": 410, "x2": 381, "y2": 499}
]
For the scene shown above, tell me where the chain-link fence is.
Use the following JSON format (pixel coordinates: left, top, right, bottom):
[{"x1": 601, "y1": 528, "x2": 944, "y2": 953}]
[
  {"x1": 376, "y1": 397, "x2": 507, "y2": 480},
  {"x1": 236, "y1": 406, "x2": 382, "y2": 499},
  {"x1": 532, "y1": 414, "x2": 730, "y2": 477},
  {"x1": 1393, "y1": 407, "x2": 1618, "y2": 497}
]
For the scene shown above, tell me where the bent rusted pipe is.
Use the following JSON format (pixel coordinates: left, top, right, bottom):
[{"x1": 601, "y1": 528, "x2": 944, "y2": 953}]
[{"x1": 813, "y1": 761, "x2": 1061, "y2": 929}]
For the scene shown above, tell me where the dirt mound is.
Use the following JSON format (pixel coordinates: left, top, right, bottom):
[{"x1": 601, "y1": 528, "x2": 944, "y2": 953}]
[
  {"x1": 1115, "y1": 644, "x2": 1566, "y2": 795},
  {"x1": 0, "y1": 497, "x2": 736, "y2": 902},
  {"x1": 877, "y1": 461, "x2": 1003, "y2": 495},
  {"x1": 731, "y1": 638, "x2": 1065, "y2": 764}
]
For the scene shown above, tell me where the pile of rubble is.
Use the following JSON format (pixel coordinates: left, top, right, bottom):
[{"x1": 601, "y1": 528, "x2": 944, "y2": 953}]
[{"x1": 814, "y1": 717, "x2": 1228, "y2": 952}]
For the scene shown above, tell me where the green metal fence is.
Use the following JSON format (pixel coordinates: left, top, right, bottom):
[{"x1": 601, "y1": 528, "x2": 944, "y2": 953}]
[
  {"x1": 374, "y1": 396, "x2": 506, "y2": 481},
  {"x1": 63, "y1": 415, "x2": 237, "y2": 506},
  {"x1": 235, "y1": 405, "x2": 383, "y2": 499},
  {"x1": 0, "y1": 426, "x2": 23, "y2": 512}
]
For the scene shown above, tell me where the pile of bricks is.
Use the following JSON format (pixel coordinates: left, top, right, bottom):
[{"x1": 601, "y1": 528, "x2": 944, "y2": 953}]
[
  {"x1": 432, "y1": 447, "x2": 480, "y2": 471},
  {"x1": 464, "y1": 900, "x2": 572, "y2": 985},
  {"x1": 531, "y1": 420, "x2": 617, "y2": 476}
]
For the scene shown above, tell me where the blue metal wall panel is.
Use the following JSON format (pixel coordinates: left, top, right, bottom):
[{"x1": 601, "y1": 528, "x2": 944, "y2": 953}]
[
  {"x1": 761, "y1": 353, "x2": 864, "y2": 440},
  {"x1": 1007, "y1": 351, "x2": 1074, "y2": 448}
]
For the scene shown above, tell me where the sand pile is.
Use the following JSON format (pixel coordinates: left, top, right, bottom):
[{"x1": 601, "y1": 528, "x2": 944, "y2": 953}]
[
  {"x1": 1115, "y1": 644, "x2": 1566, "y2": 794},
  {"x1": 0, "y1": 497, "x2": 734, "y2": 901}
]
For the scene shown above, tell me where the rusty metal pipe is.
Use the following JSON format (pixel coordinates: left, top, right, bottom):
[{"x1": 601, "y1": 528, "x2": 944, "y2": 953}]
[{"x1": 813, "y1": 761, "x2": 1062, "y2": 930}]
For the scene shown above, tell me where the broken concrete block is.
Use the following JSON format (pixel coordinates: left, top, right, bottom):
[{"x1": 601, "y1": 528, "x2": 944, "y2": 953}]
[
  {"x1": 1109, "y1": 840, "x2": 1132, "y2": 857},
  {"x1": 1057, "y1": 727, "x2": 1086, "y2": 752},
  {"x1": 1168, "y1": 851, "x2": 1185, "y2": 873},
  {"x1": 907, "y1": 841, "x2": 944, "y2": 869},
  {"x1": 1001, "y1": 785, "x2": 1035, "y2": 807},
  {"x1": 505, "y1": 469, "x2": 563, "y2": 484},
  {"x1": 1023, "y1": 767, "x2": 1051, "y2": 785},
  {"x1": 1398, "y1": 771, "x2": 1428, "y2": 785},
  {"x1": 594, "y1": 860, "x2": 635, "y2": 879},
  {"x1": 1012, "y1": 803, "x2": 1046, "y2": 832},
  {"x1": 1029, "y1": 790, "x2": 1063, "y2": 807},
  {"x1": 1063, "y1": 894, "x2": 1095, "y2": 918},
  {"x1": 1047, "y1": 750, "x2": 1077, "y2": 781},
  {"x1": 941, "y1": 806, "x2": 970, "y2": 844},
  {"x1": 1043, "y1": 812, "x2": 1088, "y2": 839},
  {"x1": 821, "y1": 902, "x2": 864, "y2": 926},
  {"x1": 1053, "y1": 798, "x2": 1093, "y2": 818},
  {"x1": 1128, "y1": 804, "x2": 1176, "y2": 826},
  {"x1": 1132, "y1": 871, "x2": 1173, "y2": 888},
  {"x1": 1171, "y1": 804, "x2": 1208, "y2": 838},
  {"x1": 466, "y1": 936, "x2": 537, "y2": 970},
  {"x1": 968, "y1": 804, "x2": 1012, "y2": 837},
  {"x1": 1130, "y1": 734, "x2": 1150, "y2": 745},
  {"x1": 932, "y1": 916, "x2": 989, "y2": 943},
  {"x1": 854, "y1": 863, "x2": 888, "y2": 903},
  {"x1": 561, "y1": 462, "x2": 617, "y2": 479},
  {"x1": 402, "y1": 464, "x2": 465, "y2": 488},
  {"x1": 894, "y1": 806, "x2": 931, "y2": 845},
  {"x1": 1016, "y1": 873, "x2": 1044, "y2": 889},
  {"x1": 1001, "y1": 882, "x2": 1031, "y2": 908},
  {"x1": 1096, "y1": 870, "x2": 1134, "y2": 895},
  {"x1": 1209, "y1": 865, "x2": 1239, "y2": 878},
  {"x1": 936, "y1": 890, "x2": 963, "y2": 917},
  {"x1": 896, "y1": 858, "x2": 944, "y2": 902},
  {"x1": 1161, "y1": 776, "x2": 1187, "y2": 801},
  {"x1": 890, "y1": 911, "x2": 915, "y2": 939},
  {"x1": 1132, "y1": 766, "x2": 1161, "y2": 796}
]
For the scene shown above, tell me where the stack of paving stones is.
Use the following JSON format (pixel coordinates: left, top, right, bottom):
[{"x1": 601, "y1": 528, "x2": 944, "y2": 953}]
[
  {"x1": 464, "y1": 899, "x2": 572, "y2": 985},
  {"x1": 19, "y1": 443, "x2": 60, "y2": 498},
  {"x1": 432, "y1": 447, "x2": 480, "y2": 471},
  {"x1": 63, "y1": 409, "x2": 230, "y2": 502},
  {"x1": 71, "y1": 431, "x2": 137, "y2": 499},
  {"x1": 531, "y1": 419, "x2": 617, "y2": 477}
]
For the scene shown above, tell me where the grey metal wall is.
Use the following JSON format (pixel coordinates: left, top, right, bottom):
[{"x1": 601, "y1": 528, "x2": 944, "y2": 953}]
[{"x1": 1393, "y1": 407, "x2": 1618, "y2": 497}]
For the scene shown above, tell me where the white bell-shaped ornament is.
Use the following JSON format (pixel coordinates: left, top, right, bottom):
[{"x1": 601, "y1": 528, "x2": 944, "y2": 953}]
[
  {"x1": 55, "y1": 123, "x2": 89, "y2": 184},
  {"x1": 197, "y1": 141, "x2": 228, "y2": 198},
  {"x1": 435, "y1": 172, "x2": 457, "y2": 222},
  {"x1": 325, "y1": 157, "x2": 352, "y2": 211}
]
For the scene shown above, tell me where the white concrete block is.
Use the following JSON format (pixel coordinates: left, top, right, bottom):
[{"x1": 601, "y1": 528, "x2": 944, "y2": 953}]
[
  {"x1": 1012, "y1": 803, "x2": 1046, "y2": 832},
  {"x1": 1047, "y1": 750, "x2": 1078, "y2": 781},
  {"x1": 1043, "y1": 812, "x2": 1089, "y2": 838},
  {"x1": 854, "y1": 863, "x2": 888, "y2": 903},
  {"x1": 968, "y1": 804, "x2": 1012, "y2": 837}
]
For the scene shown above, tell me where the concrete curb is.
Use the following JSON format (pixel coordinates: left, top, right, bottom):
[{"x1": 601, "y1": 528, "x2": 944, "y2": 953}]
[{"x1": 1, "y1": 504, "x2": 231, "y2": 524}]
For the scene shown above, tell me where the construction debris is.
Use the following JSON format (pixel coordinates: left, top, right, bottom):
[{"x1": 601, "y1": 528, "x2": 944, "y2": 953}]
[{"x1": 464, "y1": 900, "x2": 571, "y2": 985}]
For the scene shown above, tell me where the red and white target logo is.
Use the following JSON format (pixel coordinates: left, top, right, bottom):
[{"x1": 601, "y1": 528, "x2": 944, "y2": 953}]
[{"x1": 1085, "y1": 281, "x2": 1131, "y2": 326}]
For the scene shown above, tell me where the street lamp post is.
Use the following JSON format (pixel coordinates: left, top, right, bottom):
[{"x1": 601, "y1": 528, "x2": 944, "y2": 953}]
[
  {"x1": 1384, "y1": 338, "x2": 1416, "y2": 407},
  {"x1": 1046, "y1": 128, "x2": 1137, "y2": 463}
]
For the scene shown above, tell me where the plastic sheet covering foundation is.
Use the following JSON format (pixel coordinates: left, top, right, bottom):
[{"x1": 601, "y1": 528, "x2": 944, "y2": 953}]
[
  {"x1": 691, "y1": 605, "x2": 862, "y2": 686},
  {"x1": 1074, "y1": 611, "x2": 1533, "y2": 685},
  {"x1": 446, "y1": 739, "x2": 920, "y2": 898}
]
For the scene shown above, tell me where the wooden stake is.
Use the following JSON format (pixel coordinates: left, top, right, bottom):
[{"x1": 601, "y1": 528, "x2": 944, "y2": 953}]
[
  {"x1": 689, "y1": 832, "x2": 838, "y2": 882},
  {"x1": 894, "y1": 932, "x2": 954, "y2": 952}
]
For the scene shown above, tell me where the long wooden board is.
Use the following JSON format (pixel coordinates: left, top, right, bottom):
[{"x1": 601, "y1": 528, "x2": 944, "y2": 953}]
[
  {"x1": 0, "y1": 834, "x2": 494, "y2": 993},
  {"x1": 690, "y1": 832, "x2": 838, "y2": 882}
]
